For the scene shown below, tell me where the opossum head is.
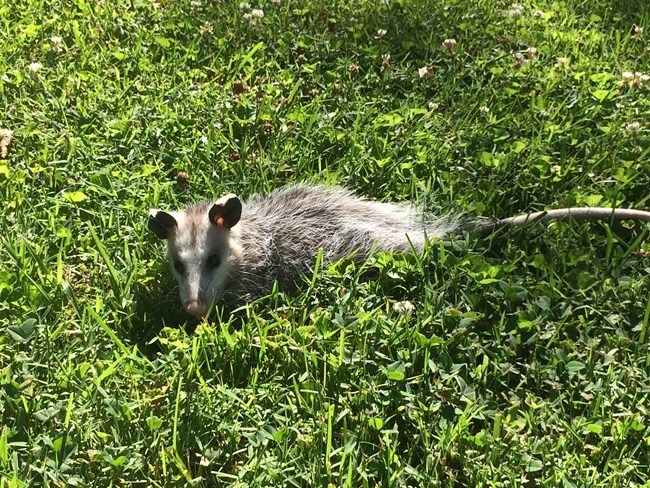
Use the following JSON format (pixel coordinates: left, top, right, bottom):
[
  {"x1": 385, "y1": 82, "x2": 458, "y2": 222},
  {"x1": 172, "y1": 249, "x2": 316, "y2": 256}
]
[{"x1": 148, "y1": 194, "x2": 243, "y2": 318}]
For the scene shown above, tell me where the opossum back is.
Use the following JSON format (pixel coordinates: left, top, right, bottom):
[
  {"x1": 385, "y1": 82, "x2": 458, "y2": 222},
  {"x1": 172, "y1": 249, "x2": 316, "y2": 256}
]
[
  {"x1": 243, "y1": 184, "x2": 458, "y2": 258},
  {"x1": 222, "y1": 185, "x2": 464, "y2": 308}
]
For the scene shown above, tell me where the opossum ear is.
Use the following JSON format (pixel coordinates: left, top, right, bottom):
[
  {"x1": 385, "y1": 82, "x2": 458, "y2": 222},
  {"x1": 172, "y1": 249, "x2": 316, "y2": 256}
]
[
  {"x1": 148, "y1": 210, "x2": 178, "y2": 240},
  {"x1": 209, "y1": 194, "x2": 242, "y2": 229}
]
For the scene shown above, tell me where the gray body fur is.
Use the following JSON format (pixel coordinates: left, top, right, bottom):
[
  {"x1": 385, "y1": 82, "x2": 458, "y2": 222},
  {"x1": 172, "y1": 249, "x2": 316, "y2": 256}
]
[
  {"x1": 148, "y1": 184, "x2": 650, "y2": 318},
  {"x1": 220, "y1": 185, "x2": 457, "y2": 305}
]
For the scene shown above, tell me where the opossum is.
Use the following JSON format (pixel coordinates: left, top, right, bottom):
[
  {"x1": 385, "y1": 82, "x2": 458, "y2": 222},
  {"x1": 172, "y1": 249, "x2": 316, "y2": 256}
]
[{"x1": 147, "y1": 184, "x2": 650, "y2": 318}]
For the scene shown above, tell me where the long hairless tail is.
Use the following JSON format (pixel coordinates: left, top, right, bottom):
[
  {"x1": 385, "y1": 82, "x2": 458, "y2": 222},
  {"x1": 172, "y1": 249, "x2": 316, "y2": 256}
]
[{"x1": 475, "y1": 207, "x2": 650, "y2": 236}]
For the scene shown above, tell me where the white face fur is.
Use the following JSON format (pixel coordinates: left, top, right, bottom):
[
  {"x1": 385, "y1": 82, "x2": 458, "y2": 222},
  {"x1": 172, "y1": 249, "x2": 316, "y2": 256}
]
[{"x1": 148, "y1": 194, "x2": 243, "y2": 318}]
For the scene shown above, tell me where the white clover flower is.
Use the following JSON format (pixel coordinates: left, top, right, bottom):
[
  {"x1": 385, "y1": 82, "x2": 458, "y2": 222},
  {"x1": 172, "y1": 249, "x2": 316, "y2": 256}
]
[
  {"x1": 393, "y1": 300, "x2": 415, "y2": 314},
  {"x1": 427, "y1": 101, "x2": 439, "y2": 110},
  {"x1": 526, "y1": 47, "x2": 537, "y2": 59},
  {"x1": 200, "y1": 136, "x2": 208, "y2": 145},
  {"x1": 28, "y1": 62, "x2": 43, "y2": 72},
  {"x1": 381, "y1": 53, "x2": 391, "y2": 71},
  {"x1": 442, "y1": 38, "x2": 457, "y2": 53},
  {"x1": 480, "y1": 105, "x2": 490, "y2": 114},
  {"x1": 244, "y1": 7, "x2": 264, "y2": 24},
  {"x1": 50, "y1": 35, "x2": 64, "y2": 53},
  {"x1": 622, "y1": 71, "x2": 649, "y2": 89},
  {"x1": 0, "y1": 128, "x2": 14, "y2": 158},
  {"x1": 512, "y1": 52, "x2": 525, "y2": 69},
  {"x1": 418, "y1": 66, "x2": 432, "y2": 78},
  {"x1": 554, "y1": 57, "x2": 569, "y2": 68},
  {"x1": 239, "y1": 2, "x2": 250, "y2": 9},
  {"x1": 550, "y1": 164, "x2": 562, "y2": 174},
  {"x1": 376, "y1": 28, "x2": 387, "y2": 38},
  {"x1": 506, "y1": 3, "x2": 524, "y2": 17},
  {"x1": 202, "y1": 21, "x2": 213, "y2": 35},
  {"x1": 623, "y1": 121, "x2": 641, "y2": 132}
]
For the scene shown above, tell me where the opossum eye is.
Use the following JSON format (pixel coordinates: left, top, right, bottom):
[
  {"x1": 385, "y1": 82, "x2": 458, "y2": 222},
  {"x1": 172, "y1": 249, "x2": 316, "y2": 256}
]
[
  {"x1": 173, "y1": 259, "x2": 185, "y2": 275},
  {"x1": 206, "y1": 254, "x2": 221, "y2": 269}
]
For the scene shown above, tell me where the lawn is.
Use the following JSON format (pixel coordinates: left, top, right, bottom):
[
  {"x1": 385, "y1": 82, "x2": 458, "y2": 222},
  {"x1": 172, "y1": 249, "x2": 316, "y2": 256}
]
[{"x1": 1, "y1": 0, "x2": 649, "y2": 486}]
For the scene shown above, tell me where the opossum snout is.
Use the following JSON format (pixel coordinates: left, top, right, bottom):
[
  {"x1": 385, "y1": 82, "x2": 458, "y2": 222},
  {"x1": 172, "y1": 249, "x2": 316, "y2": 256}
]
[{"x1": 185, "y1": 300, "x2": 207, "y2": 319}]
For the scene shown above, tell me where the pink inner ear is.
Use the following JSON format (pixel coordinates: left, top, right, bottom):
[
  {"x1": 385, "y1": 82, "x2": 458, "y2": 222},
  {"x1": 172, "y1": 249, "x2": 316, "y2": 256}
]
[{"x1": 215, "y1": 216, "x2": 226, "y2": 227}]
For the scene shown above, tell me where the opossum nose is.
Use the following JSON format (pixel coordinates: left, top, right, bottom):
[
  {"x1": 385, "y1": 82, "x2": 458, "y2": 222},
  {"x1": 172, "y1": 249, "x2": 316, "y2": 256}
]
[{"x1": 185, "y1": 301, "x2": 207, "y2": 318}]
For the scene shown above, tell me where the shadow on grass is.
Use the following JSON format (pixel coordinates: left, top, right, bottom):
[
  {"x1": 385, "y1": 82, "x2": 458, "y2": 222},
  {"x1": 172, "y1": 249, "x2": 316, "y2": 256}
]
[
  {"x1": 127, "y1": 270, "x2": 196, "y2": 355},
  {"x1": 606, "y1": 0, "x2": 649, "y2": 19}
]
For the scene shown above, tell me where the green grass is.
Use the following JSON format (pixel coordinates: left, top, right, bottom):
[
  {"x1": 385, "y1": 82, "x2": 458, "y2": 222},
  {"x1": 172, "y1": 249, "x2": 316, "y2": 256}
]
[{"x1": 1, "y1": 0, "x2": 650, "y2": 486}]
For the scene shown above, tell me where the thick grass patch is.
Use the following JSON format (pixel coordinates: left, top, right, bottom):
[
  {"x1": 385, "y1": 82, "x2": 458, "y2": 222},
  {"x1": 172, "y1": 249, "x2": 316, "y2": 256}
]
[{"x1": 1, "y1": 0, "x2": 649, "y2": 486}]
